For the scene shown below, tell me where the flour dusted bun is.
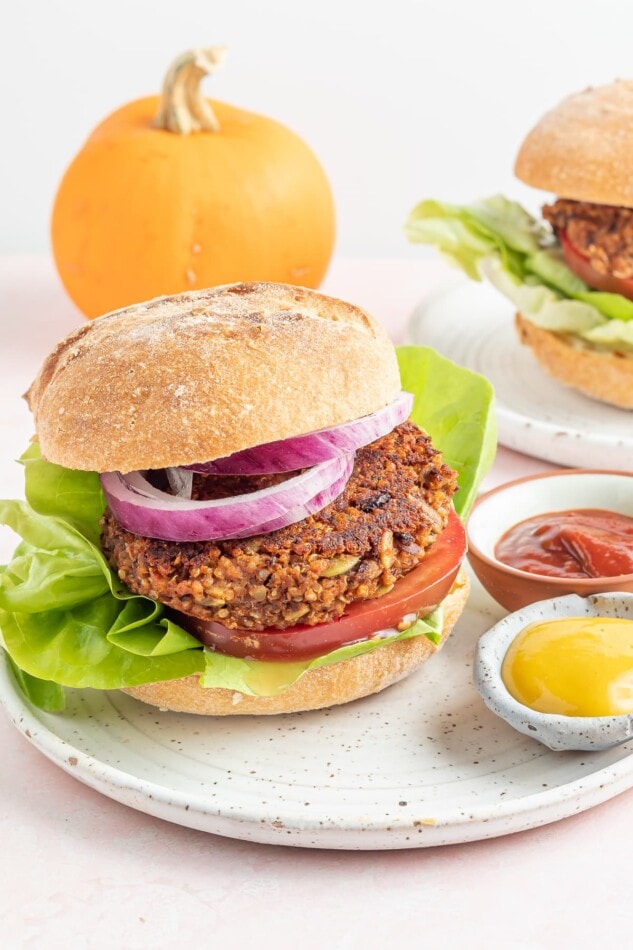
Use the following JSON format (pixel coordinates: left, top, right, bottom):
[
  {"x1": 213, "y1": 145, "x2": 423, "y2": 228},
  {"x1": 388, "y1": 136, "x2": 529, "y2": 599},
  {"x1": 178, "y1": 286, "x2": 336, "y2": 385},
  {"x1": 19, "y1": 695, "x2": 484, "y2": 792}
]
[
  {"x1": 123, "y1": 569, "x2": 469, "y2": 716},
  {"x1": 515, "y1": 314, "x2": 633, "y2": 409},
  {"x1": 515, "y1": 80, "x2": 633, "y2": 207},
  {"x1": 26, "y1": 283, "x2": 400, "y2": 473}
]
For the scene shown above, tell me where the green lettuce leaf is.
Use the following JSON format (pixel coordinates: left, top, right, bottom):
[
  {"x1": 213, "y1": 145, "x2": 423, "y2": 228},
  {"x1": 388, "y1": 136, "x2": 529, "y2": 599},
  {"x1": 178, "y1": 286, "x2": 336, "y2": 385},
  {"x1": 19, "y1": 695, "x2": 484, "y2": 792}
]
[
  {"x1": 397, "y1": 346, "x2": 496, "y2": 519},
  {"x1": 199, "y1": 609, "x2": 445, "y2": 696},
  {"x1": 0, "y1": 345, "x2": 495, "y2": 710},
  {"x1": 6, "y1": 655, "x2": 66, "y2": 713},
  {"x1": 406, "y1": 196, "x2": 633, "y2": 350},
  {"x1": 0, "y1": 606, "x2": 207, "y2": 690},
  {"x1": 584, "y1": 320, "x2": 633, "y2": 349},
  {"x1": 20, "y1": 441, "x2": 106, "y2": 545},
  {"x1": 0, "y1": 501, "x2": 109, "y2": 612}
]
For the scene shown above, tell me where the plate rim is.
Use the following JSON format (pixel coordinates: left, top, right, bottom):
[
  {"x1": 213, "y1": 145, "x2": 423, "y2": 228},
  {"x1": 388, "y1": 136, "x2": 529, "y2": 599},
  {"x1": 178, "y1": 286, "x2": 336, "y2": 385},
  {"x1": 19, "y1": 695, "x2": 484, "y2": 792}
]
[{"x1": 4, "y1": 647, "x2": 633, "y2": 846}]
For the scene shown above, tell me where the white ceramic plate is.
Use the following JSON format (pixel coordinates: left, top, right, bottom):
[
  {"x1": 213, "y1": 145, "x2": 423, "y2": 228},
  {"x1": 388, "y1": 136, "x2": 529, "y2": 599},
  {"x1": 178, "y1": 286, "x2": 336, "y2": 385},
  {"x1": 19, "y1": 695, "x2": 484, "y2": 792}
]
[
  {"x1": 4, "y1": 572, "x2": 633, "y2": 850},
  {"x1": 409, "y1": 280, "x2": 633, "y2": 469}
]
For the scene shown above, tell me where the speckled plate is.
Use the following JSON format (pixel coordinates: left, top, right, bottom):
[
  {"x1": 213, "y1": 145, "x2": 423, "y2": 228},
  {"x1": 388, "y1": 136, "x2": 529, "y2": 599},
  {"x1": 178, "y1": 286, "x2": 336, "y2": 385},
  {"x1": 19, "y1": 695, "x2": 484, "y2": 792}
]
[
  {"x1": 4, "y1": 573, "x2": 633, "y2": 850},
  {"x1": 409, "y1": 279, "x2": 633, "y2": 469}
]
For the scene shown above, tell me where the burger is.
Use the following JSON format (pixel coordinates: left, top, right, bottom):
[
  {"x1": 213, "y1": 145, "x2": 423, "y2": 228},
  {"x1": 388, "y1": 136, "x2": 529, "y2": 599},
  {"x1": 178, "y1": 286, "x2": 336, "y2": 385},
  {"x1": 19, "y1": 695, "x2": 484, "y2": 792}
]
[
  {"x1": 406, "y1": 80, "x2": 633, "y2": 408},
  {"x1": 0, "y1": 283, "x2": 494, "y2": 715}
]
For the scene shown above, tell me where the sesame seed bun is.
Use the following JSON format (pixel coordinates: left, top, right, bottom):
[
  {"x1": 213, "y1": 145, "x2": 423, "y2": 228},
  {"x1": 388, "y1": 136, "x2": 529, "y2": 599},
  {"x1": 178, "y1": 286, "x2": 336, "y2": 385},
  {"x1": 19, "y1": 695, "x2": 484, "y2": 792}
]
[
  {"x1": 515, "y1": 80, "x2": 633, "y2": 206},
  {"x1": 26, "y1": 283, "x2": 400, "y2": 473},
  {"x1": 122, "y1": 569, "x2": 469, "y2": 716}
]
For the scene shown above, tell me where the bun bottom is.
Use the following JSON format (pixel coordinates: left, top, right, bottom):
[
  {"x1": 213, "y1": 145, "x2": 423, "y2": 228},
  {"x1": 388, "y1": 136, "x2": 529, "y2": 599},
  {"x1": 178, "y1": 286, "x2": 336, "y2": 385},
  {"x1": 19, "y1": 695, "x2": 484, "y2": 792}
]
[
  {"x1": 515, "y1": 313, "x2": 633, "y2": 409},
  {"x1": 123, "y1": 568, "x2": 470, "y2": 716}
]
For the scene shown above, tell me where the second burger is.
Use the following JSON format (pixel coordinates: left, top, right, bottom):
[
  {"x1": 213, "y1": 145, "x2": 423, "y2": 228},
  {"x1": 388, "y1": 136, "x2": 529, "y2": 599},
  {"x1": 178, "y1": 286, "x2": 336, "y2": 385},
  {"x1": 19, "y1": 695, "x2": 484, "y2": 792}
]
[{"x1": 407, "y1": 80, "x2": 633, "y2": 408}]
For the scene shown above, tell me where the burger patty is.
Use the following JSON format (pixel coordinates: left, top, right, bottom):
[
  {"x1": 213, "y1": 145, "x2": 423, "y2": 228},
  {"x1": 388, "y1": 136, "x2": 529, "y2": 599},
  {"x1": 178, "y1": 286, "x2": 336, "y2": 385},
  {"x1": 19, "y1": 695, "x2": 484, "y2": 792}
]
[
  {"x1": 543, "y1": 199, "x2": 633, "y2": 279},
  {"x1": 101, "y1": 421, "x2": 458, "y2": 630}
]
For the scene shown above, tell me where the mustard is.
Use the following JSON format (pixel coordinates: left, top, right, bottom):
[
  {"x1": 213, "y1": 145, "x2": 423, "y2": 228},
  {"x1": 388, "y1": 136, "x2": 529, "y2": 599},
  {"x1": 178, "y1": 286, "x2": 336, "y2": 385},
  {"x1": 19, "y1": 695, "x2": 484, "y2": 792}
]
[{"x1": 501, "y1": 617, "x2": 633, "y2": 717}]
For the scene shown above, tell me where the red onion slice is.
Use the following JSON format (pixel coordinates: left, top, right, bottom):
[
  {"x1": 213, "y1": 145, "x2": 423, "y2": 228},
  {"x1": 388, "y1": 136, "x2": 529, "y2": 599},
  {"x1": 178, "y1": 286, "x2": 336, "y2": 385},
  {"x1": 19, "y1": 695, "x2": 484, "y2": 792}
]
[
  {"x1": 100, "y1": 454, "x2": 354, "y2": 542},
  {"x1": 165, "y1": 467, "x2": 193, "y2": 499},
  {"x1": 185, "y1": 391, "x2": 414, "y2": 475}
]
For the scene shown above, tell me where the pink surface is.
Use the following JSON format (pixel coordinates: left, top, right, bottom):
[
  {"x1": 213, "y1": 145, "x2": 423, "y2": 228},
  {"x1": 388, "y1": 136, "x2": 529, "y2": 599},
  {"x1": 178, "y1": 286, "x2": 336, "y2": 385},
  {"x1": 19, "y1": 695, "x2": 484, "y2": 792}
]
[{"x1": 1, "y1": 257, "x2": 631, "y2": 947}]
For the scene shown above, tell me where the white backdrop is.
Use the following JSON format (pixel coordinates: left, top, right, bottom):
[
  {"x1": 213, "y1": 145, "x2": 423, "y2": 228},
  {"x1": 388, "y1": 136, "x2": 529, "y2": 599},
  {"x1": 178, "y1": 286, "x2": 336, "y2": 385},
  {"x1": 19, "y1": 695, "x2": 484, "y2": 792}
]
[{"x1": 2, "y1": 0, "x2": 632, "y2": 258}]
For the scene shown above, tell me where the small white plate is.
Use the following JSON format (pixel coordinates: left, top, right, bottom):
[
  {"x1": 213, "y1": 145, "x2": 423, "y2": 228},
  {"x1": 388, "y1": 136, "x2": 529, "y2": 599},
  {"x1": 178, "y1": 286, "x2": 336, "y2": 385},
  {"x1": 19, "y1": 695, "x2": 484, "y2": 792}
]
[
  {"x1": 475, "y1": 592, "x2": 633, "y2": 752},
  {"x1": 409, "y1": 279, "x2": 633, "y2": 469},
  {"x1": 4, "y1": 572, "x2": 633, "y2": 850}
]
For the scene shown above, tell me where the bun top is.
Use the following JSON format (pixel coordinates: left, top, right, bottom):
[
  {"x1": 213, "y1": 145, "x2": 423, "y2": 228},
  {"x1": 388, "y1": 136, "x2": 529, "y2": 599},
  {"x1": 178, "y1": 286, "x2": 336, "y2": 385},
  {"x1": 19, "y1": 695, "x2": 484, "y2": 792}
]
[
  {"x1": 27, "y1": 283, "x2": 401, "y2": 473},
  {"x1": 515, "y1": 80, "x2": 633, "y2": 207}
]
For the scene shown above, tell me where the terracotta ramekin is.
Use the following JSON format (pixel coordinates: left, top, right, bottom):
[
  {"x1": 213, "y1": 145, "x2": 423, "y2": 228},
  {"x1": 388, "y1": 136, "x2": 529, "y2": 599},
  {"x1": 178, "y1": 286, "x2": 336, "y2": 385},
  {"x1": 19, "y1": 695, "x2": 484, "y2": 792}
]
[{"x1": 467, "y1": 469, "x2": 633, "y2": 612}]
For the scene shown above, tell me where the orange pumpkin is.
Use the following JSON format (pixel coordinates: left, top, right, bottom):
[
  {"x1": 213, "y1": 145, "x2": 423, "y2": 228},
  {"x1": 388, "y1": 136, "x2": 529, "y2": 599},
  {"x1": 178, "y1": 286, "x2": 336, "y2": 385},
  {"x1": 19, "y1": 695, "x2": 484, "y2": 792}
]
[{"x1": 51, "y1": 47, "x2": 336, "y2": 319}]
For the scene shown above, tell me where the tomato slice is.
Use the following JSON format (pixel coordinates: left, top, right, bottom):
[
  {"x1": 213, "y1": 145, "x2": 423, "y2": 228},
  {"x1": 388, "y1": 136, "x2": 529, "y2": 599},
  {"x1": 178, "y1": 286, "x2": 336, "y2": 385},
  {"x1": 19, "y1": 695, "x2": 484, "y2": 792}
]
[
  {"x1": 560, "y1": 230, "x2": 633, "y2": 301},
  {"x1": 177, "y1": 509, "x2": 466, "y2": 661}
]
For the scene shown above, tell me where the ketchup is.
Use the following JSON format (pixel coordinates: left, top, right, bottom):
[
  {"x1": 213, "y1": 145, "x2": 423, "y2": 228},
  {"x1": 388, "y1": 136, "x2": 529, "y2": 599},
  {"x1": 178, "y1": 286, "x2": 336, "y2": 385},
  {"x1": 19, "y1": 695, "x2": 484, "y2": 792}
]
[{"x1": 495, "y1": 509, "x2": 633, "y2": 579}]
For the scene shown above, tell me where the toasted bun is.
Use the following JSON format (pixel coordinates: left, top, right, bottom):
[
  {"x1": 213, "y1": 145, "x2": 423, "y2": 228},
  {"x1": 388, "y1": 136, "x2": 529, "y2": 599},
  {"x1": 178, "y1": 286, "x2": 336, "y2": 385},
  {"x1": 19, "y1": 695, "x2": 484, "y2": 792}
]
[
  {"x1": 123, "y1": 568, "x2": 469, "y2": 716},
  {"x1": 515, "y1": 313, "x2": 633, "y2": 408},
  {"x1": 515, "y1": 80, "x2": 633, "y2": 206},
  {"x1": 26, "y1": 283, "x2": 400, "y2": 473}
]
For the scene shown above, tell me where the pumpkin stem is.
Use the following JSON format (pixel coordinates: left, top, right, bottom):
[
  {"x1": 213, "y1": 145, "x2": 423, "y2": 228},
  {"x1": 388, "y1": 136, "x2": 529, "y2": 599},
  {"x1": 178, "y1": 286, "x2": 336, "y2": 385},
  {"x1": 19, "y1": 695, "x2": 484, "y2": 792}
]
[{"x1": 153, "y1": 47, "x2": 228, "y2": 134}]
